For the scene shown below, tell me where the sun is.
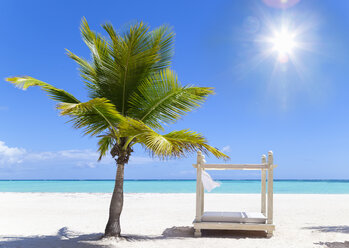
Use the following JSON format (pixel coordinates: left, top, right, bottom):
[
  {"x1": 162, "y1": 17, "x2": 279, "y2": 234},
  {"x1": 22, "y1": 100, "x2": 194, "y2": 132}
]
[
  {"x1": 272, "y1": 30, "x2": 296, "y2": 54},
  {"x1": 254, "y1": 16, "x2": 314, "y2": 68},
  {"x1": 244, "y1": 13, "x2": 318, "y2": 107},
  {"x1": 269, "y1": 29, "x2": 297, "y2": 63}
]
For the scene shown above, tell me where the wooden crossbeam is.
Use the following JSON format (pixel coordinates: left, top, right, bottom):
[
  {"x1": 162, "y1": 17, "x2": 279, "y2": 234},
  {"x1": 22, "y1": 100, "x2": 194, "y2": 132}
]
[{"x1": 192, "y1": 163, "x2": 268, "y2": 170}]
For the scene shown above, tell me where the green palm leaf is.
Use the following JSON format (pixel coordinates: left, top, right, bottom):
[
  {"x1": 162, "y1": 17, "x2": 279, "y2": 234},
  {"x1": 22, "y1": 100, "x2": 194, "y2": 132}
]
[
  {"x1": 68, "y1": 19, "x2": 175, "y2": 116},
  {"x1": 128, "y1": 68, "x2": 214, "y2": 129},
  {"x1": 97, "y1": 134, "x2": 114, "y2": 161},
  {"x1": 117, "y1": 117, "x2": 228, "y2": 159},
  {"x1": 5, "y1": 76, "x2": 79, "y2": 103},
  {"x1": 57, "y1": 98, "x2": 123, "y2": 136}
]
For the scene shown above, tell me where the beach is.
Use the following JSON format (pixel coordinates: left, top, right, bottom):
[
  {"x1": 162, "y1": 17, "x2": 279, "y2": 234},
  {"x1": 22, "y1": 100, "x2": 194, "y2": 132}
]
[{"x1": 0, "y1": 193, "x2": 348, "y2": 248}]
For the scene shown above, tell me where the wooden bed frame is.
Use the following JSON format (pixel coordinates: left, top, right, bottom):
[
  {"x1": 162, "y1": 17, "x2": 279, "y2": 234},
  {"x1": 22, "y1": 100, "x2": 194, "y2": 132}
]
[{"x1": 192, "y1": 151, "x2": 277, "y2": 237}]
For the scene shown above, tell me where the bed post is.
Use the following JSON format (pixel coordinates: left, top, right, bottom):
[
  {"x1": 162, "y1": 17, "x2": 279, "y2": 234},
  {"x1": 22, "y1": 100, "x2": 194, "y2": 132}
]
[
  {"x1": 261, "y1": 154, "x2": 267, "y2": 216},
  {"x1": 195, "y1": 151, "x2": 204, "y2": 237},
  {"x1": 267, "y1": 151, "x2": 274, "y2": 237},
  {"x1": 200, "y1": 154, "x2": 205, "y2": 217}
]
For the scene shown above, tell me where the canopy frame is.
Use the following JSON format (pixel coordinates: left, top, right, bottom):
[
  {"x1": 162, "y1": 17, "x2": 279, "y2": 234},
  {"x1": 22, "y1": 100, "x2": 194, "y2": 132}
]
[{"x1": 192, "y1": 151, "x2": 276, "y2": 237}]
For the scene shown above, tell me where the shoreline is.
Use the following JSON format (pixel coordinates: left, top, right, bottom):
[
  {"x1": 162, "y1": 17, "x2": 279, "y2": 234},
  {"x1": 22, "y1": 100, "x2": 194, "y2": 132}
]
[
  {"x1": 1, "y1": 179, "x2": 349, "y2": 181},
  {"x1": 1, "y1": 192, "x2": 349, "y2": 195}
]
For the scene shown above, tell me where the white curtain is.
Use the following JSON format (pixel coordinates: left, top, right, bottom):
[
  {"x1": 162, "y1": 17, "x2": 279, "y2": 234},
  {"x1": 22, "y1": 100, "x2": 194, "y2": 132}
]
[{"x1": 201, "y1": 170, "x2": 220, "y2": 192}]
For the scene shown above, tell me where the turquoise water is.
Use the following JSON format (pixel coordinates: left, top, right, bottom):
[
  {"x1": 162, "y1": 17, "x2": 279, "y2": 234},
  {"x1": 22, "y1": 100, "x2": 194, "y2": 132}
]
[{"x1": 0, "y1": 180, "x2": 348, "y2": 193}]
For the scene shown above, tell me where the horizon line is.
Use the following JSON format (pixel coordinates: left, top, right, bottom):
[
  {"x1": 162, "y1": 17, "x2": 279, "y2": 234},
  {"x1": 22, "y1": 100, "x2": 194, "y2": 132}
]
[{"x1": 0, "y1": 179, "x2": 348, "y2": 181}]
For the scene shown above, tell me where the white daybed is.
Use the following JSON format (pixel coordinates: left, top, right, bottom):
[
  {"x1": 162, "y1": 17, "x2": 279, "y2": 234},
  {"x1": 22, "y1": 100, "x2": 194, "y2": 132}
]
[{"x1": 192, "y1": 151, "x2": 277, "y2": 237}]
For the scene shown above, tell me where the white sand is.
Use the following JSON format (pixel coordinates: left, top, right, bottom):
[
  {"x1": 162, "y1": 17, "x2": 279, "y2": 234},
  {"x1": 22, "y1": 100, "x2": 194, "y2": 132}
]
[{"x1": 0, "y1": 193, "x2": 348, "y2": 248}]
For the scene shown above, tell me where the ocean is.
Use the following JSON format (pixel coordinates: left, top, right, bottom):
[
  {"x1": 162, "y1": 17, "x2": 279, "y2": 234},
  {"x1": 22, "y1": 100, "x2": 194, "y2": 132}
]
[{"x1": 0, "y1": 180, "x2": 348, "y2": 194}]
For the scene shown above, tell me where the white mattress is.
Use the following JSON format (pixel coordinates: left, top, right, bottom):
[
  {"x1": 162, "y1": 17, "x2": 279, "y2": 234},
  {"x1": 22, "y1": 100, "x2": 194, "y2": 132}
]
[{"x1": 201, "y1": 211, "x2": 267, "y2": 224}]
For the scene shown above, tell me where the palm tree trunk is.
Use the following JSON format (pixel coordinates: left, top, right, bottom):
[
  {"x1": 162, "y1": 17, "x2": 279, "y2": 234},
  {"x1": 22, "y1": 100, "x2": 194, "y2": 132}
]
[{"x1": 104, "y1": 162, "x2": 125, "y2": 237}]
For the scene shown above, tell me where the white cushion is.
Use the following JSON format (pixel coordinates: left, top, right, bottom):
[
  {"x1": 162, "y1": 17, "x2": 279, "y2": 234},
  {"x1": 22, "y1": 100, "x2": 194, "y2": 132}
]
[{"x1": 201, "y1": 211, "x2": 266, "y2": 224}]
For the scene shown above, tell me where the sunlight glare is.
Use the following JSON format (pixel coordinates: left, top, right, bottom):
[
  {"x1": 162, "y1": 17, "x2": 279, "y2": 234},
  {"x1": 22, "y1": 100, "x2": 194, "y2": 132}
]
[
  {"x1": 269, "y1": 28, "x2": 297, "y2": 63},
  {"x1": 272, "y1": 30, "x2": 295, "y2": 54}
]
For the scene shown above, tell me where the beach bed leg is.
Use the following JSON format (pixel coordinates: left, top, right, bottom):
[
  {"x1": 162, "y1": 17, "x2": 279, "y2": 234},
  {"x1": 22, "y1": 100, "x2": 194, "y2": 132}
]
[
  {"x1": 261, "y1": 154, "x2": 267, "y2": 216},
  {"x1": 194, "y1": 229, "x2": 202, "y2": 237},
  {"x1": 266, "y1": 231, "x2": 273, "y2": 238},
  {"x1": 267, "y1": 151, "x2": 274, "y2": 225},
  {"x1": 195, "y1": 151, "x2": 204, "y2": 222}
]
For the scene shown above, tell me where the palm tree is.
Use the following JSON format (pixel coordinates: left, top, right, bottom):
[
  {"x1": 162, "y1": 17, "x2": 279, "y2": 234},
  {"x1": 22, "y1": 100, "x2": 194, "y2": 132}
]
[{"x1": 6, "y1": 18, "x2": 228, "y2": 237}]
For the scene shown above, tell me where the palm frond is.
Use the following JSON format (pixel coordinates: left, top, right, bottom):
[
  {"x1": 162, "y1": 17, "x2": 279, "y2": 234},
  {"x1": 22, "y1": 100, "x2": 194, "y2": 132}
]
[
  {"x1": 117, "y1": 118, "x2": 229, "y2": 159},
  {"x1": 65, "y1": 49, "x2": 98, "y2": 93},
  {"x1": 77, "y1": 18, "x2": 122, "y2": 106},
  {"x1": 6, "y1": 76, "x2": 79, "y2": 103},
  {"x1": 128, "y1": 69, "x2": 214, "y2": 130},
  {"x1": 80, "y1": 17, "x2": 111, "y2": 61},
  {"x1": 150, "y1": 25, "x2": 174, "y2": 70},
  {"x1": 69, "y1": 18, "x2": 176, "y2": 115},
  {"x1": 57, "y1": 98, "x2": 123, "y2": 136},
  {"x1": 97, "y1": 134, "x2": 114, "y2": 161},
  {"x1": 163, "y1": 130, "x2": 228, "y2": 159},
  {"x1": 112, "y1": 21, "x2": 160, "y2": 115}
]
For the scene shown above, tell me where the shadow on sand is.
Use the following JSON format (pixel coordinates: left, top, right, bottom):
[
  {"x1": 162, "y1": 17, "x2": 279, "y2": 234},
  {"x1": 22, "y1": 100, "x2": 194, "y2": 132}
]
[
  {"x1": 125, "y1": 226, "x2": 268, "y2": 241},
  {"x1": 0, "y1": 226, "x2": 269, "y2": 247},
  {"x1": 306, "y1": 226, "x2": 349, "y2": 248},
  {"x1": 315, "y1": 241, "x2": 349, "y2": 248},
  {"x1": 0, "y1": 227, "x2": 104, "y2": 248},
  {"x1": 303, "y1": 225, "x2": 349, "y2": 234}
]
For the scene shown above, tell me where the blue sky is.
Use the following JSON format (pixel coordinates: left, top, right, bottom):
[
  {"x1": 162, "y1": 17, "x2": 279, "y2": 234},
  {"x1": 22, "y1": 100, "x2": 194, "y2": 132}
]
[{"x1": 1, "y1": 0, "x2": 349, "y2": 180}]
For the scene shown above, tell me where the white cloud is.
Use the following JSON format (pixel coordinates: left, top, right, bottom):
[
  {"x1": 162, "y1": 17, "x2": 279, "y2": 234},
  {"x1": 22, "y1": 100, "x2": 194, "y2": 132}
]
[
  {"x1": 129, "y1": 156, "x2": 155, "y2": 164},
  {"x1": 0, "y1": 140, "x2": 155, "y2": 168},
  {"x1": 0, "y1": 141, "x2": 26, "y2": 164},
  {"x1": 24, "y1": 149, "x2": 104, "y2": 168},
  {"x1": 221, "y1": 145, "x2": 231, "y2": 153},
  {"x1": 179, "y1": 170, "x2": 195, "y2": 175},
  {"x1": 25, "y1": 152, "x2": 57, "y2": 161},
  {"x1": 0, "y1": 106, "x2": 8, "y2": 111}
]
